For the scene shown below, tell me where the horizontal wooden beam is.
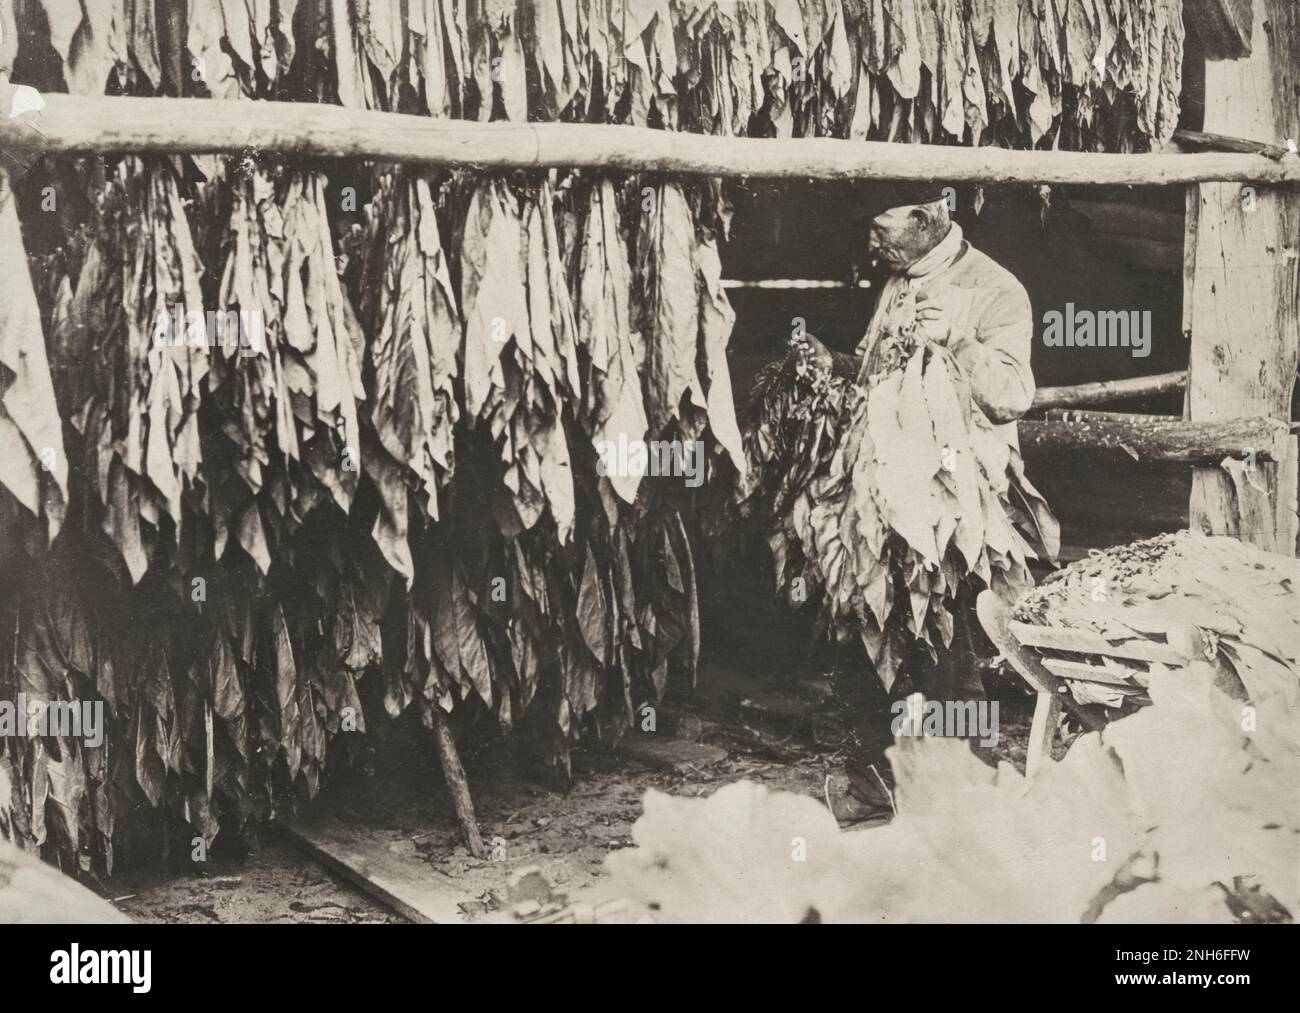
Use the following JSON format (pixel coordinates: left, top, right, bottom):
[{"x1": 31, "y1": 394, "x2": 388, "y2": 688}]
[
  {"x1": 2, "y1": 95, "x2": 1299, "y2": 184},
  {"x1": 1031, "y1": 371, "x2": 1187, "y2": 411},
  {"x1": 1019, "y1": 410, "x2": 1289, "y2": 463}
]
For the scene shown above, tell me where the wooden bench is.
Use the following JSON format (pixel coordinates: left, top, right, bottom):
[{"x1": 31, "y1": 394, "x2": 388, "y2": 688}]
[{"x1": 975, "y1": 590, "x2": 1179, "y2": 778}]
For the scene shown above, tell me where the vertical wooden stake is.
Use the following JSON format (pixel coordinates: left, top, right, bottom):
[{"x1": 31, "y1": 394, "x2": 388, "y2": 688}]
[
  {"x1": 1184, "y1": 0, "x2": 1300, "y2": 554},
  {"x1": 431, "y1": 708, "x2": 485, "y2": 859}
]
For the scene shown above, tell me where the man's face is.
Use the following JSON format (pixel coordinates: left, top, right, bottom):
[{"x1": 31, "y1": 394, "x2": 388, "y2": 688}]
[{"x1": 867, "y1": 204, "x2": 930, "y2": 271}]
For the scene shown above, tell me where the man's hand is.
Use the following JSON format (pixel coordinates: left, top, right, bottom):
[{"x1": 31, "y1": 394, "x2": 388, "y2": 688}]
[{"x1": 913, "y1": 289, "x2": 952, "y2": 346}]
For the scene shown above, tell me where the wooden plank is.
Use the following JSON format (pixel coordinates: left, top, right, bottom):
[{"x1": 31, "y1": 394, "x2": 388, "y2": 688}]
[
  {"x1": 1042, "y1": 659, "x2": 1151, "y2": 689},
  {"x1": 1006, "y1": 621, "x2": 1188, "y2": 665},
  {"x1": 1024, "y1": 688, "x2": 1062, "y2": 781},
  {"x1": 1184, "y1": 0, "x2": 1255, "y2": 59},
  {"x1": 285, "y1": 811, "x2": 469, "y2": 925},
  {"x1": 1187, "y1": 0, "x2": 1300, "y2": 555},
  {"x1": 1019, "y1": 413, "x2": 1289, "y2": 464},
  {"x1": 2, "y1": 94, "x2": 1300, "y2": 184}
]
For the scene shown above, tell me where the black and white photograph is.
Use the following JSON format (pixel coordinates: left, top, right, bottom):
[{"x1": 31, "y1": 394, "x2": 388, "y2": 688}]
[{"x1": 0, "y1": 0, "x2": 1295, "y2": 965}]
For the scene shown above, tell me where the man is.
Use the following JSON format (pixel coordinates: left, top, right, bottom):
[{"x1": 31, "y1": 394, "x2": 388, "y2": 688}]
[{"x1": 800, "y1": 184, "x2": 1038, "y2": 812}]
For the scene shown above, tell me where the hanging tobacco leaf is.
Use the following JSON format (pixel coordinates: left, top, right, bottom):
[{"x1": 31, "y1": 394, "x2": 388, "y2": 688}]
[{"x1": 361, "y1": 171, "x2": 461, "y2": 581}]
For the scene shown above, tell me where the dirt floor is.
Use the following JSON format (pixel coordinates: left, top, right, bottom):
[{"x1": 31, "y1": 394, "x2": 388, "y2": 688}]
[{"x1": 111, "y1": 655, "x2": 1040, "y2": 924}]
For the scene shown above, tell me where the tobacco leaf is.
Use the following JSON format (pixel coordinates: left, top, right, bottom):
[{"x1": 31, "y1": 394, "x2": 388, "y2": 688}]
[
  {"x1": 0, "y1": 171, "x2": 67, "y2": 539},
  {"x1": 363, "y1": 172, "x2": 460, "y2": 577},
  {"x1": 636, "y1": 181, "x2": 705, "y2": 439},
  {"x1": 270, "y1": 604, "x2": 302, "y2": 779},
  {"x1": 696, "y1": 234, "x2": 746, "y2": 476},
  {"x1": 573, "y1": 179, "x2": 647, "y2": 506}
]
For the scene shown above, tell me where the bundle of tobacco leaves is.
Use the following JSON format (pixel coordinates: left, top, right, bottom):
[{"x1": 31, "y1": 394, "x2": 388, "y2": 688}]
[
  {"x1": 1, "y1": 157, "x2": 383, "y2": 869},
  {"x1": 459, "y1": 177, "x2": 580, "y2": 541},
  {"x1": 569, "y1": 177, "x2": 648, "y2": 513},
  {"x1": 741, "y1": 332, "x2": 1058, "y2": 690},
  {"x1": 359, "y1": 170, "x2": 461, "y2": 582},
  {"x1": 2, "y1": 148, "x2": 741, "y2": 869},
  {"x1": 1014, "y1": 531, "x2": 1300, "y2": 708},
  {"x1": 37, "y1": 159, "x2": 210, "y2": 584},
  {"x1": 739, "y1": 342, "x2": 855, "y2": 522},
  {"x1": 16, "y1": 1, "x2": 1185, "y2": 151},
  {"x1": 632, "y1": 179, "x2": 746, "y2": 479}
]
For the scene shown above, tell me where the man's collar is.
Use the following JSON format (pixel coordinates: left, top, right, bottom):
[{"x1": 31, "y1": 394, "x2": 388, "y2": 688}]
[{"x1": 903, "y1": 222, "x2": 964, "y2": 279}]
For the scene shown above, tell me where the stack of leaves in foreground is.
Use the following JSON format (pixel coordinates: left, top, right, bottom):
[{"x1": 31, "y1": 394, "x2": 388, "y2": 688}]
[
  {"x1": 738, "y1": 337, "x2": 1057, "y2": 689},
  {"x1": 1014, "y1": 531, "x2": 1300, "y2": 708},
  {"x1": 0, "y1": 156, "x2": 743, "y2": 873},
  {"x1": 608, "y1": 663, "x2": 1299, "y2": 922}
]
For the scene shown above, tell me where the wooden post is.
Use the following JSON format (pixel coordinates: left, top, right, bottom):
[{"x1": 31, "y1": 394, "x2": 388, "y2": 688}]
[
  {"x1": 431, "y1": 708, "x2": 486, "y2": 859},
  {"x1": 1184, "y1": 0, "x2": 1300, "y2": 555}
]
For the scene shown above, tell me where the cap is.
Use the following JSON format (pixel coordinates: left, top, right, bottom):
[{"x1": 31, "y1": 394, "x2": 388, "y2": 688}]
[{"x1": 861, "y1": 182, "x2": 948, "y2": 219}]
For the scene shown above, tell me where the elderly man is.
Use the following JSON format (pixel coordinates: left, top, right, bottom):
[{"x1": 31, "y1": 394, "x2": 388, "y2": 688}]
[{"x1": 801, "y1": 184, "x2": 1039, "y2": 811}]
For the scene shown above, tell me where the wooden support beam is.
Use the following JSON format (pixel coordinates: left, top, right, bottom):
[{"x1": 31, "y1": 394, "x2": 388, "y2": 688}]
[
  {"x1": 1183, "y1": 0, "x2": 1255, "y2": 59},
  {"x1": 1019, "y1": 411, "x2": 1289, "y2": 464},
  {"x1": 1173, "y1": 128, "x2": 1290, "y2": 161},
  {"x1": 1031, "y1": 371, "x2": 1187, "y2": 411},
  {"x1": 2, "y1": 95, "x2": 1300, "y2": 184},
  {"x1": 1186, "y1": 0, "x2": 1300, "y2": 555}
]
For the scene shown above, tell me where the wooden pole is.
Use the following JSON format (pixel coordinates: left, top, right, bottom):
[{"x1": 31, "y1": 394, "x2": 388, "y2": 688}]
[
  {"x1": 1173, "y1": 128, "x2": 1292, "y2": 161},
  {"x1": 2, "y1": 94, "x2": 1300, "y2": 184},
  {"x1": 1031, "y1": 371, "x2": 1187, "y2": 411},
  {"x1": 1018, "y1": 412, "x2": 1289, "y2": 464},
  {"x1": 1185, "y1": 0, "x2": 1300, "y2": 555},
  {"x1": 430, "y1": 708, "x2": 485, "y2": 859}
]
